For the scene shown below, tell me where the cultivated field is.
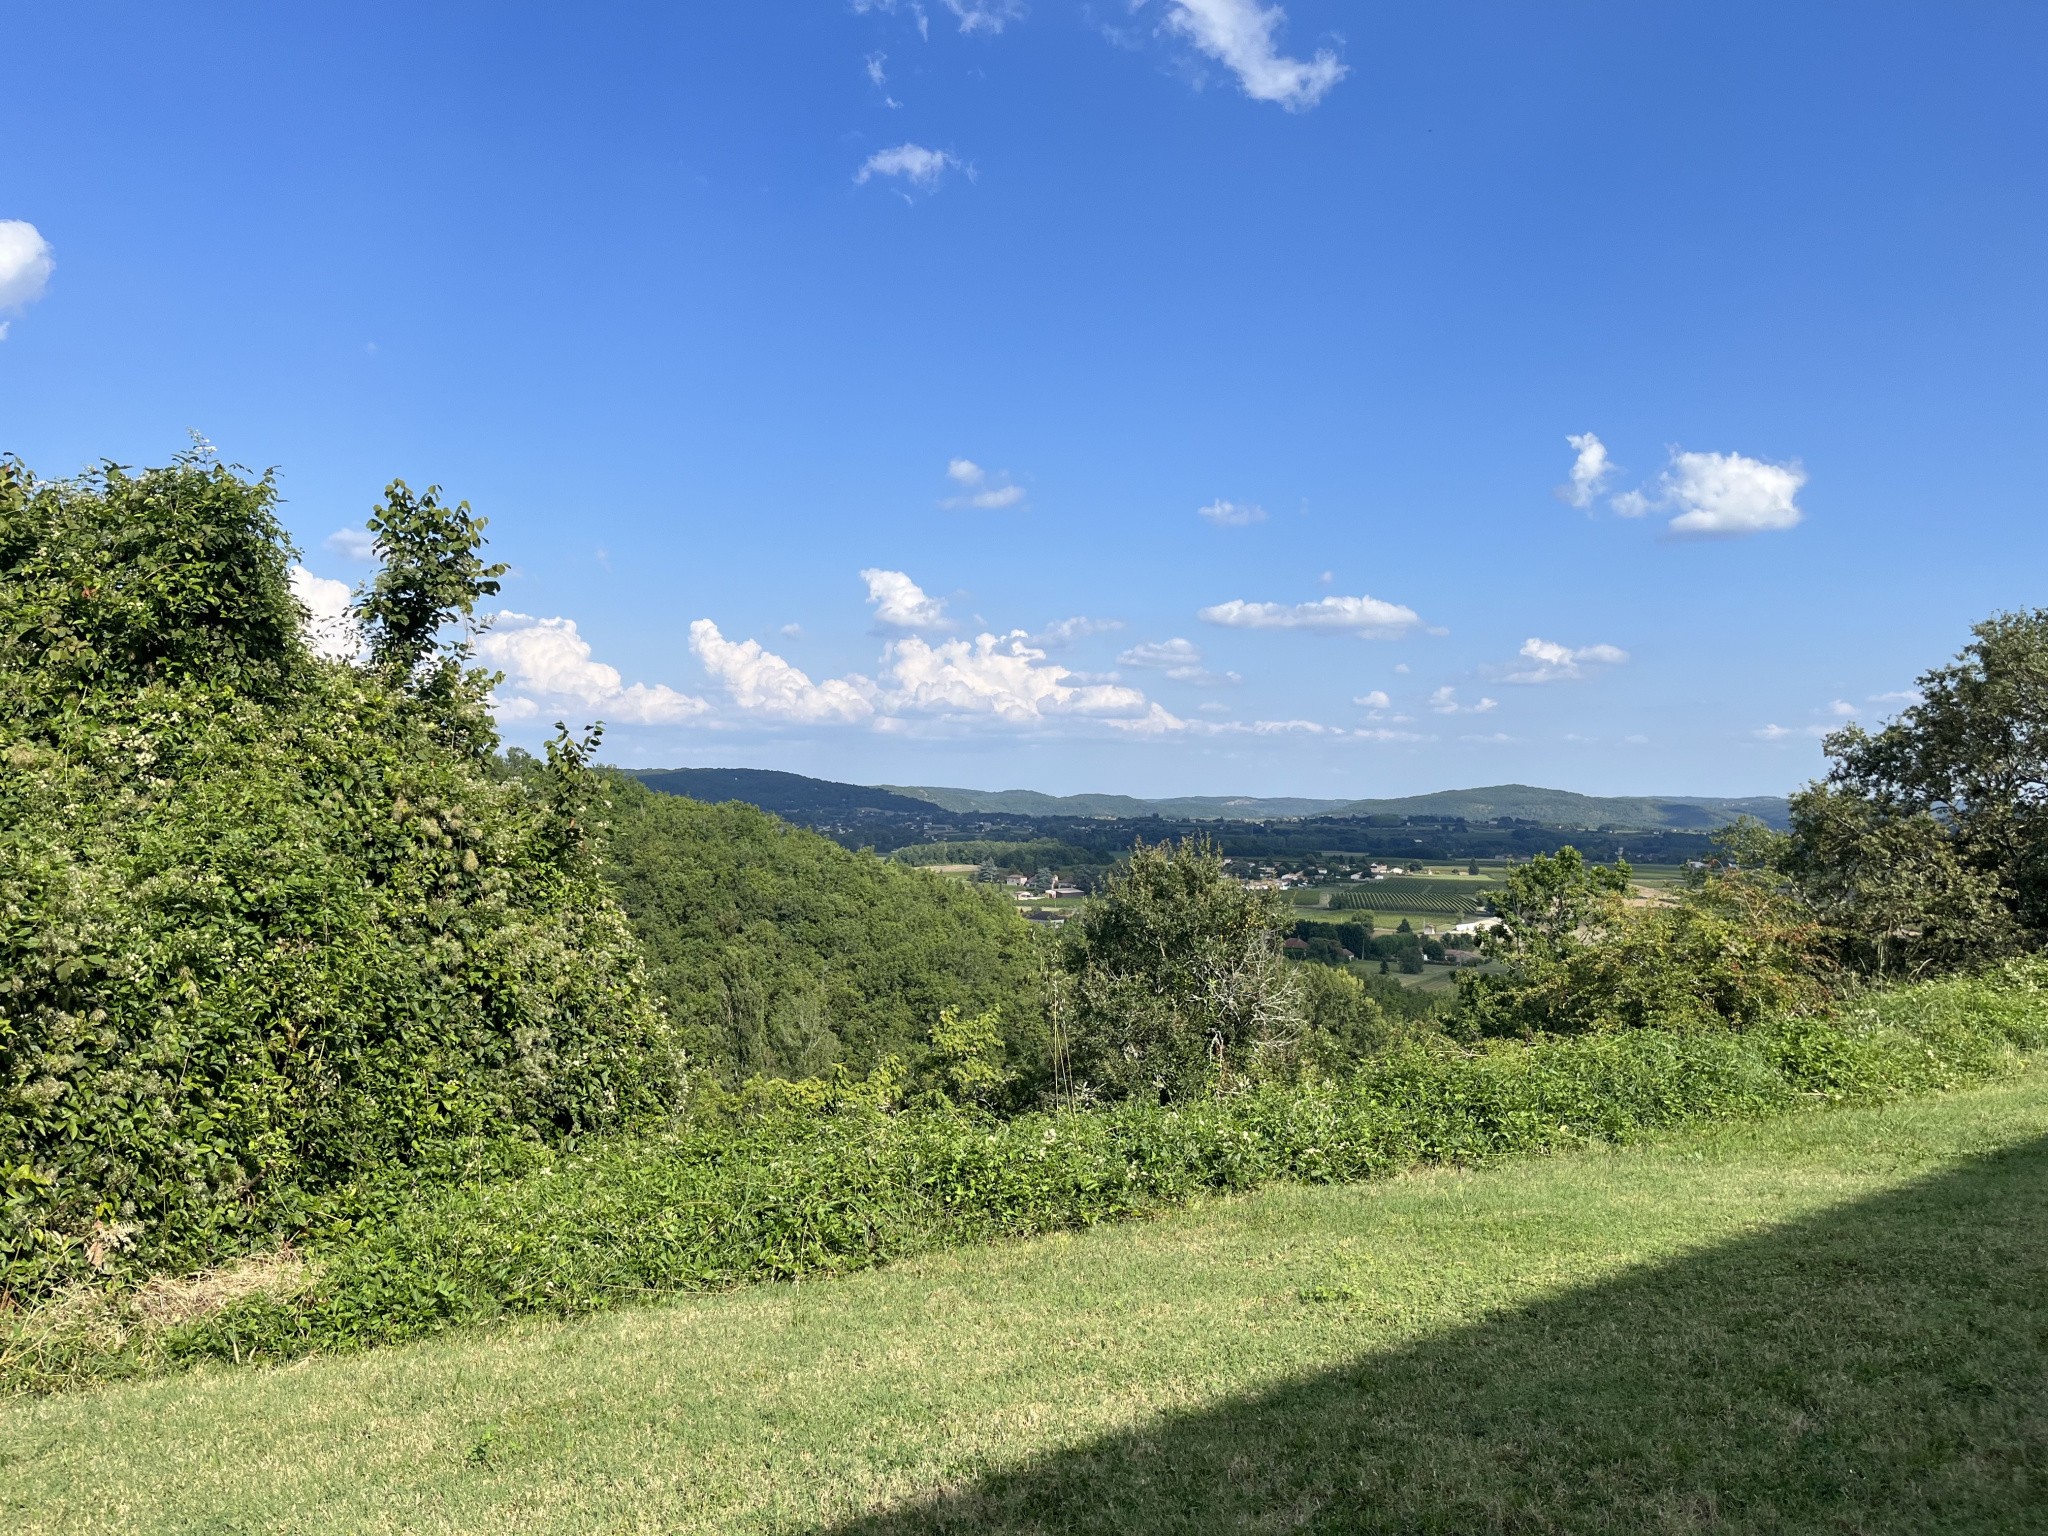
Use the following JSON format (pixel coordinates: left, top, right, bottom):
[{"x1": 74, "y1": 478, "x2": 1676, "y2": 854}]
[{"x1": 9, "y1": 1072, "x2": 2044, "y2": 1533}]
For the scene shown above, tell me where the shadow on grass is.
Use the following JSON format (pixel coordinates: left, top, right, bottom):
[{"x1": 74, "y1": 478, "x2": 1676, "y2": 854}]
[{"x1": 822, "y1": 1138, "x2": 2048, "y2": 1535}]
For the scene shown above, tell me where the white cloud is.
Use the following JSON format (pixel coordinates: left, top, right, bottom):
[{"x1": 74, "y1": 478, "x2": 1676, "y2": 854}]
[
  {"x1": 1754, "y1": 722, "x2": 1830, "y2": 741},
  {"x1": 1827, "y1": 699, "x2": 1857, "y2": 717},
  {"x1": 1663, "y1": 450, "x2": 1806, "y2": 536},
  {"x1": 862, "y1": 568, "x2": 952, "y2": 630},
  {"x1": 324, "y1": 527, "x2": 377, "y2": 561},
  {"x1": 866, "y1": 52, "x2": 888, "y2": 86},
  {"x1": 1030, "y1": 615, "x2": 1124, "y2": 647},
  {"x1": 478, "y1": 613, "x2": 708, "y2": 725},
  {"x1": 1557, "y1": 432, "x2": 1613, "y2": 509},
  {"x1": 1118, "y1": 636, "x2": 1239, "y2": 686},
  {"x1": 1159, "y1": 0, "x2": 1347, "y2": 111},
  {"x1": 1198, "y1": 593, "x2": 1422, "y2": 637},
  {"x1": 1354, "y1": 690, "x2": 1391, "y2": 710},
  {"x1": 850, "y1": 0, "x2": 931, "y2": 40},
  {"x1": 1870, "y1": 689, "x2": 1923, "y2": 706},
  {"x1": 690, "y1": 620, "x2": 877, "y2": 722},
  {"x1": 1428, "y1": 686, "x2": 1498, "y2": 715},
  {"x1": 941, "y1": 458, "x2": 1026, "y2": 509},
  {"x1": 290, "y1": 565, "x2": 360, "y2": 661},
  {"x1": 1357, "y1": 726, "x2": 1435, "y2": 743},
  {"x1": 941, "y1": 0, "x2": 1024, "y2": 31},
  {"x1": 1317, "y1": 570, "x2": 1334, "y2": 586},
  {"x1": 1609, "y1": 488, "x2": 1652, "y2": 518},
  {"x1": 1197, "y1": 498, "x2": 1267, "y2": 527},
  {"x1": 0, "y1": 220, "x2": 55, "y2": 335},
  {"x1": 885, "y1": 631, "x2": 1149, "y2": 721},
  {"x1": 1461, "y1": 732, "x2": 1516, "y2": 744},
  {"x1": 1504, "y1": 637, "x2": 1629, "y2": 684},
  {"x1": 855, "y1": 143, "x2": 962, "y2": 189}
]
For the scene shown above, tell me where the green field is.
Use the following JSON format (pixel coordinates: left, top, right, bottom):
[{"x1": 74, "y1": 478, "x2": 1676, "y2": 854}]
[{"x1": 9, "y1": 1071, "x2": 2045, "y2": 1533}]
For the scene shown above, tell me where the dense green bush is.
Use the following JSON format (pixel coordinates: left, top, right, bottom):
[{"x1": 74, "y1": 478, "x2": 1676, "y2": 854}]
[
  {"x1": 603, "y1": 778, "x2": 1041, "y2": 1086},
  {"x1": 17, "y1": 961, "x2": 2030, "y2": 1390},
  {"x1": 0, "y1": 454, "x2": 674, "y2": 1298}
]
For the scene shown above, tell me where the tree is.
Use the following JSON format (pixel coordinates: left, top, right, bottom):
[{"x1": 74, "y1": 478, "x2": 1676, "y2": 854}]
[
  {"x1": 1058, "y1": 838, "x2": 1301, "y2": 1101},
  {"x1": 353, "y1": 481, "x2": 507, "y2": 745},
  {"x1": 1786, "y1": 609, "x2": 2048, "y2": 972}
]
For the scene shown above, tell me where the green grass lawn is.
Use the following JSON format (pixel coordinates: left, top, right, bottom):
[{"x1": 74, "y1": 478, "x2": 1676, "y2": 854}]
[{"x1": 9, "y1": 1073, "x2": 2047, "y2": 1534}]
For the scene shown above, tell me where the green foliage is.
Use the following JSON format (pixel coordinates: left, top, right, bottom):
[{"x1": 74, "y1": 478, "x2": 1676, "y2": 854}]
[
  {"x1": 18, "y1": 962, "x2": 2043, "y2": 1391},
  {"x1": 0, "y1": 455, "x2": 671, "y2": 1298},
  {"x1": 356, "y1": 480, "x2": 506, "y2": 680},
  {"x1": 1791, "y1": 609, "x2": 2048, "y2": 971},
  {"x1": 1057, "y1": 838, "x2": 1302, "y2": 1101},
  {"x1": 927, "y1": 1006, "x2": 1011, "y2": 1108},
  {"x1": 1460, "y1": 850, "x2": 1832, "y2": 1039},
  {"x1": 600, "y1": 777, "x2": 1040, "y2": 1088}
]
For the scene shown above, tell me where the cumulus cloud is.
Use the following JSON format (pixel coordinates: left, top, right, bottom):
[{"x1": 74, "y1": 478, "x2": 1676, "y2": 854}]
[
  {"x1": 885, "y1": 631, "x2": 1148, "y2": 722},
  {"x1": 1663, "y1": 450, "x2": 1806, "y2": 536},
  {"x1": 942, "y1": 458, "x2": 1026, "y2": 509},
  {"x1": 1354, "y1": 690, "x2": 1391, "y2": 710},
  {"x1": 855, "y1": 143, "x2": 963, "y2": 189},
  {"x1": 1827, "y1": 699, "x2": 1858, "y2": 717},
  {"x1": 1197, "y1": 498, "x2": 1266, "y2": 527},
  {"x1": 1118, "y1": 636, "x2": 1239, "y2": 686},
  {"x1": 478, "y1": 613, "x2": 708, "y2": 725},
  {"x1": 1030, "y1": 615, "x2": 1124, "y2": 647},
  {"x1": 1504, "y1": 637, "x2": 1629, "y2": 684},
  {"x1": 1198, "y1": 593, "x2": 1422, "y2": 637},
  {"x1": 323, "y1": 527, "x2": 377, "y2": 561},
  {"x1": 689, "y1": 621, "x2": 877, "y2": 722},
  {"x1": 862, "y1": 568, "x2": 952, "y2": 631},
  {"x1": 1428, "y1": 686, "x2": 1498, "y2": 715},
  {"x1": 290, "y1": 565, "x2": 360, "y2": 661},
  {"x1": 0, "y1": 220, "x2": 56, "y2": 339},
  {"x1": 1605, "y1": 448, "x2": 1807, "y2": 535},
  {"x1": 1158, "y1": 0, "x2": 1347, "y2": 111},
  {"x1": 1558, "y1": 432, "x2": 1613, "y2": 509}
]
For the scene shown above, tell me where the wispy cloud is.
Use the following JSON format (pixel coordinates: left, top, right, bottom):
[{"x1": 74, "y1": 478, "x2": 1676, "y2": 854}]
[
  {"x1": 1428, "y1": 686, "x2": 1498, "y2": 715},
  {"x1": 941, "y1": 458, "x2": 1026, "y2": 509},
  {"x1": 1503, "y1": 637, "x2": 1629, "y2": 684},
  {"x1": 855, "y1": 143, "x2": 964, "y2": 190},
  {"x1": 1118, "y1": 636, "x2": 1240, "y2": 686},
  {"x1": 323, "y1": 527, "x2": 377, "y2": 561},
  {"x1": 1158, "y1": 0, "x2": 1347, "y2": 111},
  {"x1": 1197, "y1": 498, "x2": 1267, "y2": 527},
  {"x1": 1029, "y1": 615, "x2": 1124, "y2": 648},
  {"x1": 1199, "y1": 593, "x2": 1422, "y2": 637}
]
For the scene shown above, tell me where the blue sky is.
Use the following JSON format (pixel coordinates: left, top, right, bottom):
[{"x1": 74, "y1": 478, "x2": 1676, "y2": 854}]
[{"x1": 4, "y1": 2, "x2": 2044, "y2": 798}]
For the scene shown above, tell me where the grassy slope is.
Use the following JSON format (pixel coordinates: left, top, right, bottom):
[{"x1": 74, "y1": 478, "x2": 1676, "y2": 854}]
[{"x1": 8, "y1": 1073, "x2": 2046, "y2": 1534}]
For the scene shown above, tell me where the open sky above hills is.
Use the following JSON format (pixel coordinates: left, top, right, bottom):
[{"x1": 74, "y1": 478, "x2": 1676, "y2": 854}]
[{"x1": 5, "y1": 3, "x2": 2044, "y2": 797}]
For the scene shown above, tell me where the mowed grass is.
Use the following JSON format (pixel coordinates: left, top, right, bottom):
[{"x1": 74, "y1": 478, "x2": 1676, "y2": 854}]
[{"x1": 8, "y1": 1075, "x2": 2048, "y2": 1535}]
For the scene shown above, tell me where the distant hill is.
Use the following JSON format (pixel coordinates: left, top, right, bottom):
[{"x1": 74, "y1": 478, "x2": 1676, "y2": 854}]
[
  {"x1": 1333, "y1": 785, "x2": 1790, "y2": 831},
  {"x1": 881, "y1": 785, "x2": 1356, "y2": 819},
  {"x1": 630, "y1": 768, "x2": 935, "y2": 818},
  {"x1": 631, "y1": 769, "x2": 1789, "y2": 833}
]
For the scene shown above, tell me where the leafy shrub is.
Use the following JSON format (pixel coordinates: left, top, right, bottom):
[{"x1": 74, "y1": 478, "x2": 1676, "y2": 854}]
[
  {"x1": 17, "y1": 962, "x2": 2035, "y2": 1391},
  {"x1": 0, "y1": 454, "x2": 673, "y2": 1297}
]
